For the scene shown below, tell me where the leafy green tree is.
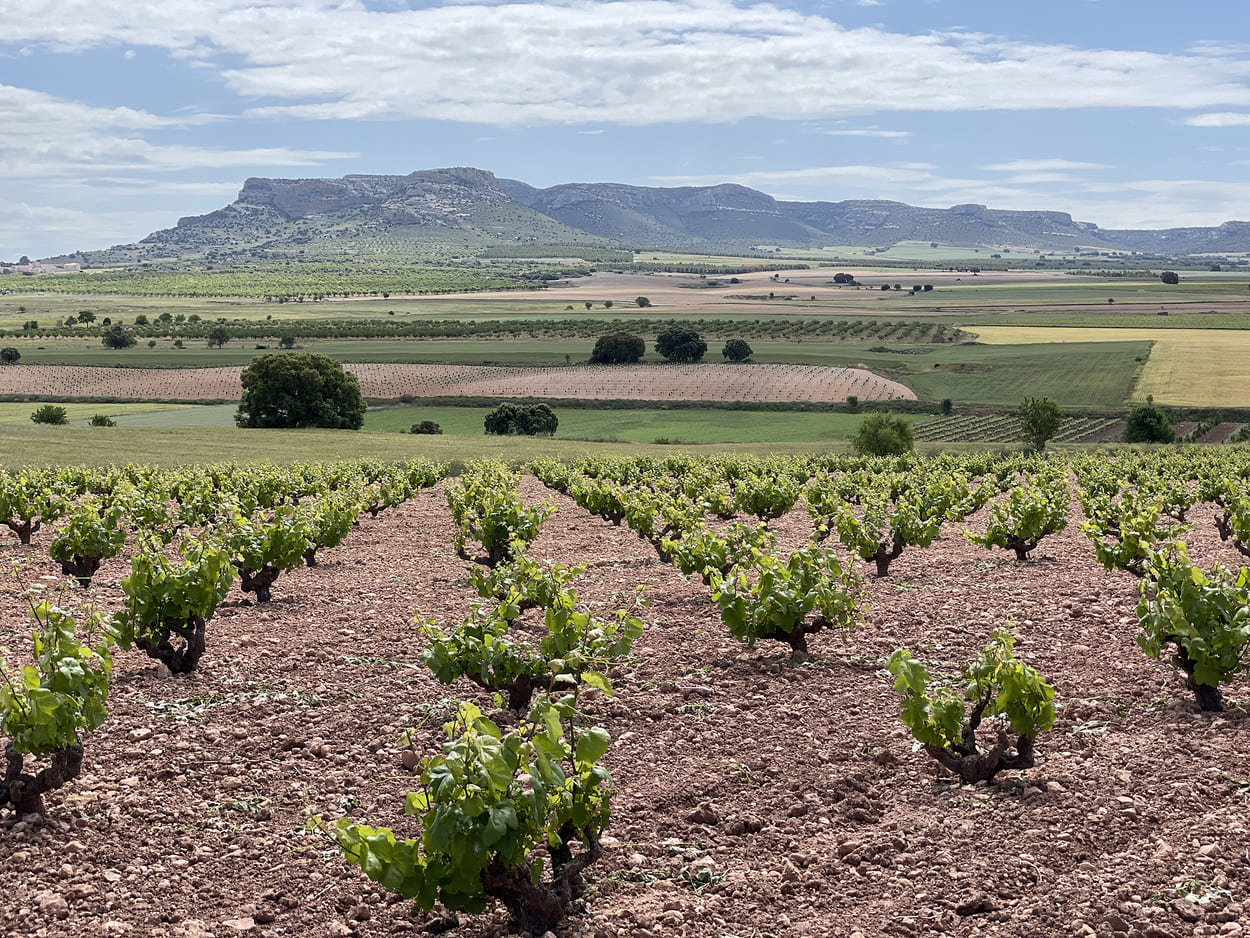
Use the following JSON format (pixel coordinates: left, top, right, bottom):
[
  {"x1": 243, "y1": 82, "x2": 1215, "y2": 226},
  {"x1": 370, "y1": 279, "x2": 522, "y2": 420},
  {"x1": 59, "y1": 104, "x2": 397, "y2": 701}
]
[
  {"x1": 75, "y1": 310, "x2": 95, "y2": 324},
  {"x1": 484, "y1": 402, "x2": 558, "y2": 436},
  {"x1": 279, "y1": 333, "x2": 296, "y2": 349},
  {"x1": 721, "y1": 338, "x2": 753, "y2": 362},
  {"x1": 31, "y1": 405, "x2": 68, "y2": 426},
  {"x1": 635, "y1": 296, "x2": 651, "y2": 307},
  {"x1": 1160, "y1": 270, "x2": 1180, "y2": 285},
  {"x1": 852, "y1": 413, "x2": 914, "y2": 456},
  {"x1": 235, "y1": 353, "x2": 367, "y2": 429},
  {"x1": 655, "y1": 325, "x2": 706, "y2": 363},
  {"x1": 0, "y1": 347, "x2": 19, "y2": 365},
  {"x1": 589, "y1": 332, "x2": 644, "y2": 364},
  {"x1": 1017, "y1": 397, "x2": 1062, "y2": 452},
  {"x1": 207, "y1": 325, "x2": 231, "y2": 348},
  {"x1": 1124, "y1": 403, "x2": 1174, "y2": 443},
  {"x1": 101, "y1": 325, "x2": 137, "y2": 349}
]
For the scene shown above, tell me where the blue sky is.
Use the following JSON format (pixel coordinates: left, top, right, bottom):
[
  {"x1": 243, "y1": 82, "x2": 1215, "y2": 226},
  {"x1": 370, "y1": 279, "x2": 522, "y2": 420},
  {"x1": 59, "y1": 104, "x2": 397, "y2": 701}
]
[{"x1": 3, "y1": 0, "x2": 1250, "y2": 259}]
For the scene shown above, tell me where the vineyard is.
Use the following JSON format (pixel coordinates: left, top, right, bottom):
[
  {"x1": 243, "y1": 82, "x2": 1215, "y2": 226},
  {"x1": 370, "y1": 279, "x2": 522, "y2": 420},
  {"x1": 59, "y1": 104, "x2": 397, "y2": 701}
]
[
  {"x1": 914, "y1": 415, "x2": 1129, "y2": 445},
  {"x1": 0, "y1": 363, "x2": 916, "y2": 405},
  {"x1": 2, "y1": 450, "x2": 1250, "y2": 937}
]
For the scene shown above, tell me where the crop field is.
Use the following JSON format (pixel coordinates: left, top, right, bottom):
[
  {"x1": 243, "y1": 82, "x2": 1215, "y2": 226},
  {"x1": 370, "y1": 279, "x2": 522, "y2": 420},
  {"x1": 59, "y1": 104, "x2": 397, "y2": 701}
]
[
  {"x1": 1, "y1": 452, "x2": 1249, "y2": 938},
  {"x1": 0, "y1": 362, "x2": 916, "y2": 405},
  {"x1": 364, "y1": 405, "x2": 874, "y2": 444},
  {"x1": 973, "y1": 327, "x2": 1250, "y2": 406}
]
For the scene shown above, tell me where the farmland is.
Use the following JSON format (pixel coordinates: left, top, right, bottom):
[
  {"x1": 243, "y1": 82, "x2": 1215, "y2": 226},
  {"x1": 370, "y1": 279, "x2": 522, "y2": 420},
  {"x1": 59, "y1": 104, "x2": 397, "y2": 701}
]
[{"x1": 2, "y1": 451, "x2": 1249, "y2": 938}]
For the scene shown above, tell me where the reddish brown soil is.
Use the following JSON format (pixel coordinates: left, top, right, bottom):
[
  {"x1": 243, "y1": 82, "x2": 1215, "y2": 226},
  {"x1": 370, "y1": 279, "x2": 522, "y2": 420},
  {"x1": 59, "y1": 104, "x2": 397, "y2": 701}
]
[
  {"x1": 2, "y1": 478, "x2": 1249, "y2": 938},
  {"x1": 0, "y1": 363, "x2": 914, "y2": 404}
]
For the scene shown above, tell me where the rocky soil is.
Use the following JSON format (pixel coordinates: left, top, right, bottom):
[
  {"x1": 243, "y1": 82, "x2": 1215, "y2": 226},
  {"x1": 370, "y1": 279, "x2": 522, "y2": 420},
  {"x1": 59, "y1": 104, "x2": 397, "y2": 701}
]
[{"x1": 1, "y1": 476, "x2": 1248, "y2": 938}]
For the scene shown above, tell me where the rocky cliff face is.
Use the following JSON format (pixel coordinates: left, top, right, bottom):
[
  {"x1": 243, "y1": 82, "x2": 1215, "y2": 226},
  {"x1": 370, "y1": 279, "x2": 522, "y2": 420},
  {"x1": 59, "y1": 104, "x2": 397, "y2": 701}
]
[{"x1": 76, "y1": 167, "x2": 1250, "y2": 262}]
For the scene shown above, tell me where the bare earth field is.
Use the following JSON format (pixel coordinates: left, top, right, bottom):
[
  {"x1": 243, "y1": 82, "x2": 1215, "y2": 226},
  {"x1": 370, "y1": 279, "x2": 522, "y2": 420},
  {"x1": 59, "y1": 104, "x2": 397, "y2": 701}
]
[
  {"x1": 2, "y1": 477, "x2": 1248, "y2": 938},
  {"x1": 0, "y1": 363, "x2": 915, "y2": 404}
]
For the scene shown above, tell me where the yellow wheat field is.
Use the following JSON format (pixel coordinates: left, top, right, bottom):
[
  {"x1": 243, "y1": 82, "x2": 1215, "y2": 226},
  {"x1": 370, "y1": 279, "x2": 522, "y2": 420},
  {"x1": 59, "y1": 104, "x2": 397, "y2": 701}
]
[{"x1": 972, "y1": 327, "x2": 1250, "y2": 407}]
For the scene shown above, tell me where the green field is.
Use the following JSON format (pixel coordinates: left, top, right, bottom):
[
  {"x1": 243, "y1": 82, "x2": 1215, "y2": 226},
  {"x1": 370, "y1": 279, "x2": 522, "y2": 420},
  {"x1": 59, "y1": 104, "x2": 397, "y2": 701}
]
[
  {"x1": 364, "y1": 405, "x2": 875, "y2": 444},
  {"x1": 92, "y1": 402, "x2": 878, "y2": 445},
  {"x1": 0, "y1": 423, "x2": 857, "y2": 470},
  {"x1": 0, "y1": 401, "x2": 198, "y2": 426}
]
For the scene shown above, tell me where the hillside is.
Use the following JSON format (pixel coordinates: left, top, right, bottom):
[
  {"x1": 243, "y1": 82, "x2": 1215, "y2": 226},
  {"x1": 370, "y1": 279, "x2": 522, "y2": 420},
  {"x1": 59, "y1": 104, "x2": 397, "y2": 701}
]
[{"x1": 50, "y1": 167, "x2": 1250, "y2": 265}]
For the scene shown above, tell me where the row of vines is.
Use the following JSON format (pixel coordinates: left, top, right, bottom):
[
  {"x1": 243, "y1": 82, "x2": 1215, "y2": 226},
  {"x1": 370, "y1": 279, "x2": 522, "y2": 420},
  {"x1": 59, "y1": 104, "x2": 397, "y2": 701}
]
[{"x1": 2, "y1": 447, "x2": 1249, "y2": 932}]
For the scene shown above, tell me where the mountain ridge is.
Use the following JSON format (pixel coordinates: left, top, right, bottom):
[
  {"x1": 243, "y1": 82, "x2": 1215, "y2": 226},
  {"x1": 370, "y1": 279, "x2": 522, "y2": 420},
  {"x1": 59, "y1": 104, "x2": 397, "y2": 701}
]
[{"x1": 52, "y1": 167, "x2": 1250, "y2": 263}]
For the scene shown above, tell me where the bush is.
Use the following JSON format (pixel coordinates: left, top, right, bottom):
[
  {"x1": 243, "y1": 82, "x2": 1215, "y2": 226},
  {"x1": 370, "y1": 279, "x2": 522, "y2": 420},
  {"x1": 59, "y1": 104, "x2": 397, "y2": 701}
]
[
  {"x1": 1124, "y1": 404, "x2": 1174, "y2": 443},
  {"x1": 409, "y1": 420, "x2": 443, "y2": 435},
  {"x1": 31, "y1": 405, "x2": 68, "y2": 426},
  {"x1": 89, "y1": 414, "x2": 117, "y2": 427},
  {"x1": 655, "y1": 325, "x2": 707, "y2": 363},
  {"x1": 852, "y1": 413, "x2": 914, "y2": 456},
  {"x1": 0, "y1": 347, "x2": 18, "y2": 365},
  {"x1": 635, "y1": 296, "x2": 651, "y2": 307},
  {"x1": 1160, "y1": 270, "x2": 1180, "y2": 285},
  {"x1": 484, "y1": 402, "x2": 558, "y2": 436},
  {"x1": 722, "y1": 338, "x2": 753, "y2": 362},
  {"x1": 236, "y1": 353, "x2": 367, "y2": 430},
  {"x1": 589, "y1": 332, "x2": 644, "y2": 364}
]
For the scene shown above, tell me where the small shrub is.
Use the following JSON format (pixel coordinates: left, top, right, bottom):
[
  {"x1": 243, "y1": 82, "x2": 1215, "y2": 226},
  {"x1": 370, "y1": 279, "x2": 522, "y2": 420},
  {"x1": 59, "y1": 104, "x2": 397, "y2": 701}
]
[
  {"x1": 89, "y1": 414, "x2": 116, "y2": 427},
  {"x1": 31, "y1": 405, "x2": 68, "y2": 426},
  {"x1": 410, "y1": 420, "x2": 443, "y2": 435}
]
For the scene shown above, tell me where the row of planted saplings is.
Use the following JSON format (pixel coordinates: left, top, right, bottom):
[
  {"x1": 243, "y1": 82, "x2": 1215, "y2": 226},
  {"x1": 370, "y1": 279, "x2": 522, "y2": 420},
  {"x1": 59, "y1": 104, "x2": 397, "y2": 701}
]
[
  {"x1": 324, "y1": 459, "x2": 646, "y2": 935},
  {"x1": 1, "y1": 460, "x2": 444, "y2": 817},
  {"x1": 537, "y1": 452, "x2": 1250, "y2": 760}
]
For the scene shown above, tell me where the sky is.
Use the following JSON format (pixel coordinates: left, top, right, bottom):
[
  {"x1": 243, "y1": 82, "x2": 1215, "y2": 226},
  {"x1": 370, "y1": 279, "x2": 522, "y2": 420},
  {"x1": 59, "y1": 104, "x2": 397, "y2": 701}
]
[{"x1": 3, "y1": 0, "x2": 1250, "y2": 260}]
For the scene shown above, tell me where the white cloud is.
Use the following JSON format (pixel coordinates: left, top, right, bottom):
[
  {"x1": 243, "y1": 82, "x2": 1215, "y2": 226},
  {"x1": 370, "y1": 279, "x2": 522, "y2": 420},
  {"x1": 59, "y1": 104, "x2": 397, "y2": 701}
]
[
  {"x1": 0, "y1": 84, "x2": 357, "y2": 178},
  {"x1": 823, "y1": 129, "x2": 910, "y2": 138},
  {"x1": 4, "y1": 2, "x2": 1250, "y2": 127},
  {"x1": 1186, "y1": 112, "x2": 1250, "y2": 127},
  {"x1": 982, "y1": 159, "x2": 1112, "y2": 172}
]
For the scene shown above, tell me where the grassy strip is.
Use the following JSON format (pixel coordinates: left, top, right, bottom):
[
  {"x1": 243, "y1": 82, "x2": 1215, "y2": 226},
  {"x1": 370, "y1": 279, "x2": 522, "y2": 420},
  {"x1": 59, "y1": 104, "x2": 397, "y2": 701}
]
[{"x1": 0, "y1": 425, "x2": 851, "y2": 470}]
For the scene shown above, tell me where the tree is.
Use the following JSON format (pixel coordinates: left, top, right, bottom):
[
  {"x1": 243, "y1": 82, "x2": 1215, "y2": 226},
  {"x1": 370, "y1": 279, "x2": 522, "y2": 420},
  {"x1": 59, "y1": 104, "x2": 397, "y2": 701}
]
[
  {"x1": 635, "y1": 296, "x2": 651, "y2": 307},
  {"x1": 0, "y1": 347, "x2": 18, "y2": 365},
  {"x1": 722, "y1": 338, "x2": 753, "y2": 362},
  {"x1": 133, "y1": 314, "x2": 149, "y2": 325},
  {"x1": 1160, "y1": 271, "x2": 1180, "y2": 285},
  {"x1": 584, "y1": 301, "x2": 593, "y2": 310},
  {"x1": 31, "y1": 405, "x2": 69, "y2": 426},
  {"x1": 852, "y1": 413, "x2": 914, "y2": 456},
  {"x1": 76, "y1": 310, "x2": 95, "y2": 324},
  {"x1": 101, "y1": 326, "x2": 137, "y2": 349},
  {"x1": 655, "y1": 325, "x2": 707, "y2": 363},
  {"x1": 484, "y1": 402, "x2": 558, "y2": 436},
  {"x1": 590, "y1": 332, "x2": 644, "y2": 364},
  {"x1": 1124, "y1": 402, "x2": 1174, "y2": 443},
  {"x1": 279, "y1": 334, "x2": 296, "y2": 349},
  {"x1": 409, "y1": 420, "x2": 443, "y2": 434},
  {"x1": 235, "y1": 353, "x2": 366, "y2": 429},
  {"x1": 207, "y1": 325, "x2": 231, "y2": 348},
  {"x1": 603, "y1": 300, "x2": 613, "y2": 309},
  {"x1": 1017, "y1": 397, "x2": 1062, "y2": 452}
]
